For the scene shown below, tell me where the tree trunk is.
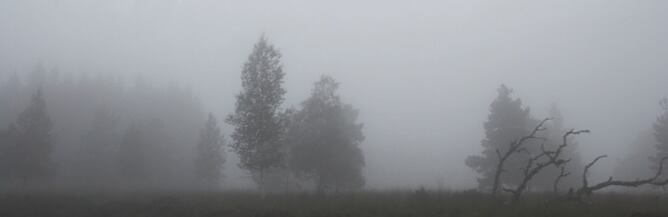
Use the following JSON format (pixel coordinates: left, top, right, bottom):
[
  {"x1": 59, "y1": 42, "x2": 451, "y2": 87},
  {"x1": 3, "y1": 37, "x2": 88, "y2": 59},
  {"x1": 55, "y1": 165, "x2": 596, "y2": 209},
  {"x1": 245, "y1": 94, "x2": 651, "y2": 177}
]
[
  {"x1": 259, "y1": 168, "x2": 265, "y2": 199},
  {"x1": 492, "y1": 161, "x2": 503, "y2": 197},
  {"x1": 284, "y1": 172, "x2": 290, "y2": 192}
]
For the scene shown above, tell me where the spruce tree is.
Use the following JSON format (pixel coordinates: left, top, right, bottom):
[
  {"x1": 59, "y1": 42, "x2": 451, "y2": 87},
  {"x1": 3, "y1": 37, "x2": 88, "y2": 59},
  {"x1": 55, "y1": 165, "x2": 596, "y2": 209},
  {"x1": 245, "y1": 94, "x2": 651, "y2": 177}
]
[
  {"x1": 13, "y1": 89, "x2": 53, "y2": 184},
  {"x1": 465, "y1": 84, "x2": 535, "y2": 190},
  {"x1": 195, "y1": 113, "x2": 225, "y2": 188}
]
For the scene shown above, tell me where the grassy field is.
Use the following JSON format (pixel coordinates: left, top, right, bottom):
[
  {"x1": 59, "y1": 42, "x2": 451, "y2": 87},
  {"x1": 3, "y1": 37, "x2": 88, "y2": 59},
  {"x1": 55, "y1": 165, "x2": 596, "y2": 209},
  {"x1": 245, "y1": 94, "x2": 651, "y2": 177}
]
[{"x1": 1, "y1": 190, "x2": 667, "y2": 217}]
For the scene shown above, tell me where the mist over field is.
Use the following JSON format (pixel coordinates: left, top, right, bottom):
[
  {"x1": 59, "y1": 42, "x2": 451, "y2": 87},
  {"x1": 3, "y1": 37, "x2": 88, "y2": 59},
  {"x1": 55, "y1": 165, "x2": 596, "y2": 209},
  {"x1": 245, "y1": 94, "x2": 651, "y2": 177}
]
[{"x1": 1, "y1": 0, "x2": 668, "y2": 195}]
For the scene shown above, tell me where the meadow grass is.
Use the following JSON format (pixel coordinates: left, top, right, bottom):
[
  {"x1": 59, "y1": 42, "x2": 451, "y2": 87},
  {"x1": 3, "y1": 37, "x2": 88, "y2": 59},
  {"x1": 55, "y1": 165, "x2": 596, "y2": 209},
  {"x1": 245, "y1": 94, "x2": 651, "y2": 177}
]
[{"x1": 0, "y1": 190, "x2": 666, "y2": 217}]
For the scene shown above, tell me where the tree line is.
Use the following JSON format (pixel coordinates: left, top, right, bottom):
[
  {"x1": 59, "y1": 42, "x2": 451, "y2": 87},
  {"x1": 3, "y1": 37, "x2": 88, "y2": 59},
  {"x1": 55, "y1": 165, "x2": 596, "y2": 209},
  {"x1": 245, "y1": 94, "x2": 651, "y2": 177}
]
[
  {"x1": 0, "y1": 36, "x2": 366, "y2": 193},
  {"x1": 1, "y1": 35, "x2": 667, "y2": 196},
  {"x1": 0, "y1": 67, "x2": 207, "y2": 190}
]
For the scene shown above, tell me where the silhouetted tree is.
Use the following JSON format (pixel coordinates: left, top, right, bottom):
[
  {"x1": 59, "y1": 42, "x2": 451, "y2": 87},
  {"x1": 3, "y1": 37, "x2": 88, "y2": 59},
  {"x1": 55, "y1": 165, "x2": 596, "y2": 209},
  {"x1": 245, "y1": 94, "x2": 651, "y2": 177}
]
[
  {"x1": 226, "y1": 36, "x2": 287, "y2": 193},
  {"x1": 12, "y1": 89, "x2": 54, "y2": 184},
  {"x1": 533, "y1": 104, "x2": 583, "y2": 191},
  {"x1": 195, "y1": 113, "x2": 225, "y2": 189},
  {"x1": 465, "y1": 84, "x2": 535, "y2": 193},
  {"x1": 502, "y1": 127, "x2": 589, "y2": 202},
  {"x1": 483, "y1": 115, "x2": 667, "y2": 202},
  {"x1": 259, "y1": 108, "x2": 297, "y2": 193},
  {"x1": 577, "y1": 155, "x2": 668, "y2": 197},
  {"x1": 288, "y1": 76, "x2": 365, "y2": 192}
]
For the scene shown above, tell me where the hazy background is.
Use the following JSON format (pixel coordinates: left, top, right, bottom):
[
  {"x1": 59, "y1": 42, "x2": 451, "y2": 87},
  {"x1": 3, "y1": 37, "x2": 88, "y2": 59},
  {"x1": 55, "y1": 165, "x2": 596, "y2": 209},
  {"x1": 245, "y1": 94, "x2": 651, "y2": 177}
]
[{"x1": 1, "y1": 0, "x2": 667, "y2": 190}]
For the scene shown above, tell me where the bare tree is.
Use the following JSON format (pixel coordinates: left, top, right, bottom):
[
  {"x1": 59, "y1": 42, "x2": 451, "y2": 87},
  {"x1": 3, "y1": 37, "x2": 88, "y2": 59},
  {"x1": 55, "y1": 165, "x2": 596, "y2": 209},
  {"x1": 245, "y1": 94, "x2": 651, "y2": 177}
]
[
  {"x1": 491, "y1": 118, "x2": 550, "y2": 196},
  {"x1": 502, "y1": 128, "x2": 589, "y2": 202},
  {"x1": 491, "y1": 114, "x2": 668, "y2": 202},
  {"x1": 496, "y1": 122, "x2": 668, "y2": 202},
  {"x1": 553, "y1": 166, "x2": 570, "y2": 194}
]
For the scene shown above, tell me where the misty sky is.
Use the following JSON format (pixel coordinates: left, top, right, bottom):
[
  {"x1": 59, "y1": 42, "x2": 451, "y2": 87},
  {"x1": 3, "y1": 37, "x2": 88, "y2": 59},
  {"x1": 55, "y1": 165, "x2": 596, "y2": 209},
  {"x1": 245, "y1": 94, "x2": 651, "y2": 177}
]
[{"x1": 1, "y1": 0, "x2": 668, "y2": 189}]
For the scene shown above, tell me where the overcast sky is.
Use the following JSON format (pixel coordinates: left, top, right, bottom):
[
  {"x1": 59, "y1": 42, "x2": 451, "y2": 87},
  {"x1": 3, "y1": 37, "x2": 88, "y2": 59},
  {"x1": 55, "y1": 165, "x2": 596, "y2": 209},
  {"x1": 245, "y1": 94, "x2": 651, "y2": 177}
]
[{"x1": 1, "y1": 0, "x2": 667, "y2": 189}]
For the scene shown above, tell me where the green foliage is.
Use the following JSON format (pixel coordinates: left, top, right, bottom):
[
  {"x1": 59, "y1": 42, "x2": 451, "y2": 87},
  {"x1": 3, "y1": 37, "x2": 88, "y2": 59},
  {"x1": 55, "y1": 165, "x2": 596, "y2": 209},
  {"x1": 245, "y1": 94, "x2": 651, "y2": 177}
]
[
  {"x1": 288, "y1": 76, "x2": 365, "y2": 192},
  {"x1": 465, "y1": 84, "x2": 535, "y2": 189},
  {"x1": 227, "y1": 36, "x2": 287, "y2": 189}
]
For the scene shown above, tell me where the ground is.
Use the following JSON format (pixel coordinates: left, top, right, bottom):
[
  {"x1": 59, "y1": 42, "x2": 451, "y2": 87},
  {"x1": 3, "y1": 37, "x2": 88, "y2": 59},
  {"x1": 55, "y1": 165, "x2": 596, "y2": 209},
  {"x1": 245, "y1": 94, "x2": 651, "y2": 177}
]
[{"x1": 0, "y1": 190, "x2": 666, "y2": 217}]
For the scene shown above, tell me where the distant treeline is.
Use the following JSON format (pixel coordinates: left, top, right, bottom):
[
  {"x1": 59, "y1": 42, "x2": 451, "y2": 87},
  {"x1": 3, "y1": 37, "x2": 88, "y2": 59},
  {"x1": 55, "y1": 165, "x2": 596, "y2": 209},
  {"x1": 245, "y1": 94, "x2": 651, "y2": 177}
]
[
  {"x1": 0, "y1": 36, "x2": 366, "y2": 193},
  {"x1": 1, "y1": 36, "x2": 666, "y2": 196},
  {"x1": 0, "y1": 64, "x2": 206, "y2": 190}
]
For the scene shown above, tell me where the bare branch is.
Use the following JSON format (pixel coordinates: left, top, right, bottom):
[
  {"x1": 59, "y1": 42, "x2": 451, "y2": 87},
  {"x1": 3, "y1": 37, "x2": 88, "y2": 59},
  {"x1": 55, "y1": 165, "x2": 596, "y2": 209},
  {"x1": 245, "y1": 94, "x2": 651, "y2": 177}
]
[
  {"x1": 581, "y1": 155, "x2": 607, "y2": 190},
  {"x1": 504, "y1": 127, "x2": 588, "y2": 202},
  {"x1": 490, "y1": 118, "x2": 551, "y2": 197},
  {"x1": 577, "y1": 156, "x2": 668, "y2": 197},
  {"x1": 651, "y1": 179, "x2": 668, "y2": 186},
  {"x1": 553, "y1": 166, "x2": 570, "y2": 193}
]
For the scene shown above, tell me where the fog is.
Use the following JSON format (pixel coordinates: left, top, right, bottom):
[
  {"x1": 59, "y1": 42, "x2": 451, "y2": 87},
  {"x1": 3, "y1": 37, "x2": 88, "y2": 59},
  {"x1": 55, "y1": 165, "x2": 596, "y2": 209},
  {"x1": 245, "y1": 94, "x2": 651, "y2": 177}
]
[{"x1": 1, "y1": 0, "x2": 667, "y2": 191}]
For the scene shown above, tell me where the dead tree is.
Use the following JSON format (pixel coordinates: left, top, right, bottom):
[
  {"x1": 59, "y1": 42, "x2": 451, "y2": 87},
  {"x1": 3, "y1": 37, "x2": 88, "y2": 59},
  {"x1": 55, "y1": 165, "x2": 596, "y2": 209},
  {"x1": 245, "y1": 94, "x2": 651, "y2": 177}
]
[
  {"x1": 553, "y1": 166, "x2": 570, "y2": 194},
  {"x1": 651, "y1": 178, "x2": 668, "y2": 187},
  {"x1": 492, "y1": 117, "x2": 668, "y2": 201},
  {"x1": 576, "y1": 155, "x2": 668, "y2": 197},
  {"x1": 502, "y1": 129, "x2": 589, "y2": 202},
  {"x1": 491, "y1": 118, "x2": 550, "y2": 197}
]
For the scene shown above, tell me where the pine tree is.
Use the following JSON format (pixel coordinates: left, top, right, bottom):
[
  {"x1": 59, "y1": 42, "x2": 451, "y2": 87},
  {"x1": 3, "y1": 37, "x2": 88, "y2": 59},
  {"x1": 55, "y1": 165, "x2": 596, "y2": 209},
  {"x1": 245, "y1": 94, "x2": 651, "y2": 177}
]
[
  {"x1": 465, "y1": 84, "x2": 535, "y2": 190},
  {"x1": 13, "y1": 89, "x2": 53, "y2": 184},
  {"x1": 226, "y1": 36, "x2": 287, "y2": 193},
  {"x1": 195, "y1": 113, "x2": 225, "y2": 189},
  {"x1": 288, "y1": 76, "x2": 365, "y2": 192}
]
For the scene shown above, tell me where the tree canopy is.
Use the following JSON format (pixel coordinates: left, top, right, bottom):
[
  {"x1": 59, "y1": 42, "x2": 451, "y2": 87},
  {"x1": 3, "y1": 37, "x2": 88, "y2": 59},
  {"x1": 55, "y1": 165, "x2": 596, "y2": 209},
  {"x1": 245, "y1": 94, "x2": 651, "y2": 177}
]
[
  {"x1": 226, "y1": 36, "x2": 287, "y2": 191},
  {"x1": 288, "y1": 75, "x2": 365, "y2": 192},
  {"x1": 466, "y1": 85, "x2": 536, "y2": 190}
]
